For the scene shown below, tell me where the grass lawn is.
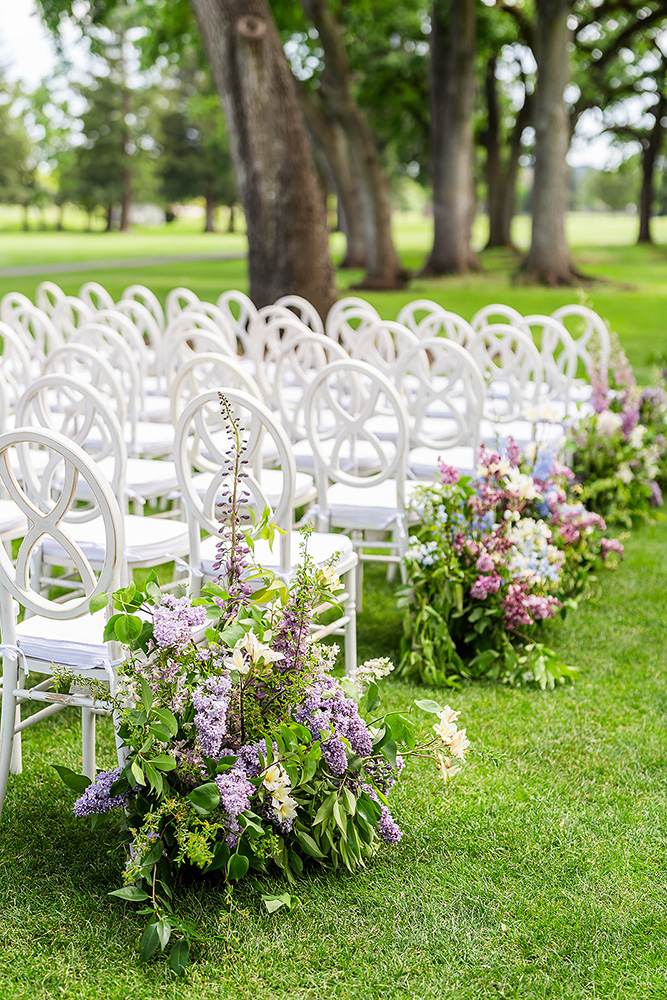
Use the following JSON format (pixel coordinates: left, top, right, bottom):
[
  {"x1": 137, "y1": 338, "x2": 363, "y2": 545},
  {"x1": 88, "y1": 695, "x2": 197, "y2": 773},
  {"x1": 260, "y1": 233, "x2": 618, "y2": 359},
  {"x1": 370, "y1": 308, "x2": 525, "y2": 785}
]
[{"x1": 1, "y1": 217, "x2": 667, "y2": 998}]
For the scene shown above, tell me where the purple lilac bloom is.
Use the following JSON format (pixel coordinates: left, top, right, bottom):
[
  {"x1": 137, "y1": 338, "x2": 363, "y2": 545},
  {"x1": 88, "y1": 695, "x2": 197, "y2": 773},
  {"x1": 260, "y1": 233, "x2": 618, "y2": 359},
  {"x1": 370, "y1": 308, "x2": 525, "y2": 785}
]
[
  {"x1": 215, "y1": 762, "x2": 254, "y2": 818},
  {"x1": 322, "y1": 737, "x2": 348, "y2": 777},
  {"x1": 73, "y1": 767, "x2": 128, "y2": 817},
  {"x1": 649, "y1": 481, "x2": 664, "y2": 507},
  {"x1": 192, "y1": 674, "x2": 232, "y2": 759},
  {"x1": 505, "y1": 437, "x2": 522, "y2": 468},
  {"x1": 363, "y1": 754, "x2": 405, "y2": 794},
  {"x1": 600, "y1": 537, "x2": 625, "y2": 561},
  {"x1": 153, "y1": 595, "x2": 206, "y2": 647},
  {"x1": 236, "y1": 739, "x2": 279, "y2": 777},
  {"x1": 362, "y1": 783, "x2": 402, "y2": 845},
  {"x1": 475, "y1": 553, "x2": 494, "y2": 573},
  {"x1": 438, "y1": 460, "x2": 461, "y2": 485},
  {"x1": 294, "y1": 675, "x2": 373, "y2": 756}
]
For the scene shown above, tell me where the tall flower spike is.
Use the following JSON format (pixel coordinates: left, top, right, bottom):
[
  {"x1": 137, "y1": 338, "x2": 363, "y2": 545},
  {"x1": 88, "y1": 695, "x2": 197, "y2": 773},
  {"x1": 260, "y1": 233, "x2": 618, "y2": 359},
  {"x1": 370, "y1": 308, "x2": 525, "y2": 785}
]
[{"x1": 212, "y1": 393, "x2": 254, "y2": 619}]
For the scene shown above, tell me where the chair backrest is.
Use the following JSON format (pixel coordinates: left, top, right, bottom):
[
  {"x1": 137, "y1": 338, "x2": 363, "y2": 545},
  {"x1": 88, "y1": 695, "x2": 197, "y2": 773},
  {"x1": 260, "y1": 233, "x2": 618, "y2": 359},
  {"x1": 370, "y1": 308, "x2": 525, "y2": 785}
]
[
  {"x1": 185, "y1": 301, "x2": 238, "y2": 353},
  {"x1": 304, "y1": 359, "x2": 410, "y2": 505},
  {"x1": 43, "y1": 343, "x2": 128, "y2": 427},
  {"x1": 15, "y1": 373, "x2": 127, "y2": 520},
  {"x1": 273, "y1": 331, "x2": 348, "y2": 441},
  {"x1": 0, "y1": 293, "x2": 34, "y2": 325},
  {"x1": 174, "y1": 388, "x2": 296, "y2": 572},
  {"x1": 0, "y1": 427, "x2": 125, "y2": 623},
  {"x1": 165, "y1": 327, "x2": 236, "y2": 390},
  {"x1": 523, "y1": 314, "x2": 578, "y2": 405},
  {"x1": 217, "y1": 289, "x2": 258, "y2": 355},
  {"x1": 4, "y1": 303, "x2": 63, "y2": 360},
  {"x1": 113, "y1": 298, "x2": 164, "y2": 377},
  {"x1": 325, "y1": 298, "x2": 380, "y2": 352},
  {"x1": 35, "y1": 281, "x2": 67, "y2": 320},
  {"x1": 78, "y1": 281, "x2": 115, "y2": 311},
  {"x1": 274, "y1": 295, "x2": 324, "y2": 335},
  {"x1": 165, "y1": 286, "x2": 200, "y2": 323},
  {"x1": 120, "y1": 284, "x2": 166, "y2": 332},
  {"x1": 249, "y1": 314, "x2": 312, "y2": 404},
  {"x1": 396, "y1": 299, "x2": 449, "y2": 334},
  {"x1": 169, "y1": 351, "x2": 261, "y2": 425},
  {"x1": 417, "y1": 308, "x2": 475, "y2": 347},
  {"x1": 0, "y1": 322, "x2": 34, "y2": 404},
  {"x1": 52, "y1": 296, "x2": 95, "y2": 339},
  {"x1": 69, "y1": 323, "x2": 141, "y2": 432},
  {"x1": 550, "y1": 303, "x2": 611, "y2": 376},
  {"x1": 470, "y1": 302, "x2": 529, "y2": 333},
  {"x1": 394, "y1": 337, "x2": 486, "y2": 452},
  {"x1": 468, "y1": 324, "x2": 543, "y2": 422},
  {"x1": 349, "y1": 320, "x2": 419, "y2": 379},
  {"x1": 93, "y1": 309, "x2": 151, "y2": 375}
]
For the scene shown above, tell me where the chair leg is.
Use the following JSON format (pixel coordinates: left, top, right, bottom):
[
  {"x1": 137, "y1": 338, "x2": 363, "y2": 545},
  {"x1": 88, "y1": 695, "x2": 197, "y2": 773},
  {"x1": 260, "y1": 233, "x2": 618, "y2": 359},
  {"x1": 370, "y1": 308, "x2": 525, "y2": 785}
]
[
  {"x1": 343, "y1": 562, "x2": 357, "y2": 677},
  {"x1": 0, "y1": 652, "x2": 19, "y2": 818},
  {"x1": 81, "y1": 708, "x2": 96, "y2": 779}
]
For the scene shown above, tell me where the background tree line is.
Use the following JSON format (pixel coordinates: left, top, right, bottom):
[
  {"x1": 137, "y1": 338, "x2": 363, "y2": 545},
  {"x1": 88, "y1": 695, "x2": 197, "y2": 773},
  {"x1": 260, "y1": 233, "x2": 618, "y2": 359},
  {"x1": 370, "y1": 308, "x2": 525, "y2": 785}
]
[{"x1": 3, "y1": 0, "x2": 667, "y2": 313}]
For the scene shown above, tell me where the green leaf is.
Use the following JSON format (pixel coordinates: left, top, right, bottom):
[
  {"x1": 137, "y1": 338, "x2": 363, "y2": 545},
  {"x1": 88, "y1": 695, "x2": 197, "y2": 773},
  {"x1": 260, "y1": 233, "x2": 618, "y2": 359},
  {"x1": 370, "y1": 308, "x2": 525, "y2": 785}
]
[
  {"x1": 145, "y1": 580, "x2": 162, "y2": 603},
  {"x1": 227, "y1": 853, "x2": 250, "y2": 881},
  {"x1": 115, "y1": 614, "x2": 143, "y2": 645},
  {"x1": 89, "y1": 592, "x2": 109, "y2": 614},
  {"x1": 141, "y1": 840, "x2": 164, "y2": 869},
  {"x1": 140, "y1": 678, "x2": 153, "y2": 715},
  {"x1": 152, "y1": 707, "x2": 178, "y2": 736},
  {"x1": 295, "y1": 830, "x2": 326, "y2": 859},
  {"x1": 151, "y1": 754, "x2": 177, "y2": 772},
  {"x1": 313, "y1": 792, "x2": 336, "y2": 826},
  {"x1": 108, "y1": 885, "x2": 150, "y2": 902},
  {"x1": 52, "y1": 765, "x2": 92, "y2": 795},
  {"x1": 187, "y1": 782, "x2": 220, "y2": 815},
  {"x1": 131, "y1": 760, "x2": 146, "y2": 786},
  {"x1": 206, "y1": 842, "x2": 231, "y2": 873},
  {"x1": 156, "y1": 919, "x2": 172, "y2": 951},
  {"x1": 414, "y1": 698, "x2": 443, "y2": 715},
  {"x1": 170, "y1": 938, "x2": 189, "y2": 976},
  {"x1": 140, "y1": 921, "x2": 160, "y2": 962},
  {"x1": 217, "y1": 622, "x2": 245, "y2": 646},
  {"x1": 364, "y1": 680, "x2": 380, "y2": 713},
  {"x1": 262, "y1": 892, "x2": 294, "y2": 913},
  {"x1": 103, "y1": 614, "x2": 122, "y2": 642}
]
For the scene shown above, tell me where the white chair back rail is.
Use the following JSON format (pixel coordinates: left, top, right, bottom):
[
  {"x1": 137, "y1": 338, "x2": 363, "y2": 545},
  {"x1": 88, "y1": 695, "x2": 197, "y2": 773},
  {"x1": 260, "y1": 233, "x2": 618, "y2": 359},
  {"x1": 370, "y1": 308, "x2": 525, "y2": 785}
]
[
  {"x1": 523, "y1": 314, "x2": 578, "y2": 405},
  {"x1": 42, "y1": 343, "x2": 129, "y2": 428},
  {"x1": 0, "y1": 322, "x2": 33, "y2": 403},
  {"x1": 550, "y1": 303, "x2": 611, "y2": 375},
  {"x1": 468, "y1": 323, "x2": 543, "y2": 422},
  {"x1": 35, "y1": 281, "x2": 67, "y2": 320},
  {"x1": 470, "y1": 302, "x2": 530, "y2": 333},
  {"x1": 350, "y1": 321, "x2": 419, "y2": 380},
  {"x1": 395, "y1": 337, "x2": 486, "y2": 451},
  {"x1": 274, "y1": 295, "x2": 325, "y2": 336},
  {"x1": 273, "y1": 331, "x2": 348, "y2": 442},
  {"x1": 325, "y1": 298, "x2": 380, "y2": 353},
  {"x1": 216, "y1": 289, "x2": 258, "y2": 356},
  {"x1": 249, "y1": 313, "x2": 313, "y2": 404},
  {"x1": 5, "y1": 303, "x2": 63, "y2": 361},
  {"x1": 78, "y1": 281, "x2": 115, "y2": 311},
  {"x1": 121, "y1": 284, "x2": 166, "y2": 332},
  {"x1": 417, "y1": 308, "x2": 476, "y2": 347},
  {"x1": 169, "y1": 352, "x2": 261, "y2": 426},
  {"x1": 52, "y1": 296, "x2": 95, "y2": 339},
  {"x1": 396, "y1": 299, "x2": 451, "y2": 334},
  {"x1": 165, "y1": 286, "x2": 201, "y2": 323}
]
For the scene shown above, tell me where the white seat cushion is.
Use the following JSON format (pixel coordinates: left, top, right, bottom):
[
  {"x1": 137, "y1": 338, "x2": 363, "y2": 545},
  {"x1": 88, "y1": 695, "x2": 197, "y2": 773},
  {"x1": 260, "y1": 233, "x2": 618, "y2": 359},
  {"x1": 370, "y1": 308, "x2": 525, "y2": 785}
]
[
  {"x1": 408, "y1": 445, "x2": 476, "y2": 480},
  {"x1": 41, "y1": 514, "x2": 190, "y2": 566},
  {"x1": 191, "y1": 469, "x2": 315, "y2": 509},
  {"x1": 199, "y1": 530, "x2": 355, "y2": 580},
  {"x1": 0, "y1": 499, "x2": 28, "y2": 540},
  {"x1": 16, "y1": 611, "x2": 109, "y2": 670},
  {"x1": 293, "y1": 437, "x2": 394, "y2": 475},
  {"x1": 326, "y1": 479, "x2": 431, "y2": 530}
]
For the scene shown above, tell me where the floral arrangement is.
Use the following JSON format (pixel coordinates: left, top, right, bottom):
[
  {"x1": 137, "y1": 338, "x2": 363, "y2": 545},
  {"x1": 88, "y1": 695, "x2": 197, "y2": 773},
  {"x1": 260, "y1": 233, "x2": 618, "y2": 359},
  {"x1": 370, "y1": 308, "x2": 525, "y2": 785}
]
[
  {"x1": 569, "y1": 339, "x2": 666, "y2": 524},
  {"x1": 55, "y1": 396, "x2": 469, "y2": 974},
  {"x1": 399, "y1": 440, "x2": 622, "y2": 690}
]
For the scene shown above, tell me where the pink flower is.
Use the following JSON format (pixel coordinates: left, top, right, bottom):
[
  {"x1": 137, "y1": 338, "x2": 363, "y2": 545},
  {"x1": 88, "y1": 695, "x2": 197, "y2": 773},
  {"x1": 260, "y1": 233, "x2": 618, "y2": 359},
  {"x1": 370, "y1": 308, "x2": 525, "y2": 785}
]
[
  {"x1": 600, "y1": 538, "x2": 624, "y2": 561},
  {"x1": 475, "y1": 553, "x2": 495, "y2": 573},
  {"x1": 438, "y1": 460, "x2": 460, "y2": 485},
  {"x1": 470, "y1": 574, "x2": 501, "y2": 600}
]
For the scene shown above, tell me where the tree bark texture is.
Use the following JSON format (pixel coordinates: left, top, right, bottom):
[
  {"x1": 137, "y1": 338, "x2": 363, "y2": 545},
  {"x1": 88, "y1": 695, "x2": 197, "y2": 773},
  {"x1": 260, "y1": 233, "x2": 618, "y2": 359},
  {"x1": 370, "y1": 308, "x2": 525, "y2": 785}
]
[
  {"x1": 298, "y1": 85, "x2": 367, "y2": 269},
  {"x1": 483, "y1": 59, "x2": 530, "y2": 250},
  {"x1": 422, "y1": 0, "x2": 478, "y2": 275},
  {"x1": 204, "y1": 189, "x2": 216, "y2": 232},
  {"x1": 119, "y1": 41, "x2": 132, "y2": 234},
  {"x1": 189, "y1": 0, "x2": 337, "y2": 317},
  {"x1": 301, "y1": 0, "x2": 406, "y2": 288},
  {"x1": 637, "y1": 92, "x2": 666, "y2": 245},
  {"x1": 520, "y1": 0, "x2": 577, "y2": 284}
]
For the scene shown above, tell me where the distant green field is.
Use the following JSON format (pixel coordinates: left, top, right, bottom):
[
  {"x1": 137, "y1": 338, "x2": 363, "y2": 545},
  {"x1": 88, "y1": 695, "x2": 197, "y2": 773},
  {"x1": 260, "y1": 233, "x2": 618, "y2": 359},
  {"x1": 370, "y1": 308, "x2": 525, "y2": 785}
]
[{"x1": 1, "y1": 211, "x2": 667, "y2": 380}]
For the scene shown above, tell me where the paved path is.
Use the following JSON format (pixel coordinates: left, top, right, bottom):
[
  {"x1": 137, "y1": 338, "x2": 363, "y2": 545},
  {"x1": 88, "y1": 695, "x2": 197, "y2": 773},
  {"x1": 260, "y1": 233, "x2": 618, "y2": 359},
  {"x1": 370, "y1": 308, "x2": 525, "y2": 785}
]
[{"x1": 0, "y1": 252, "x2": 246, "y2": 279}]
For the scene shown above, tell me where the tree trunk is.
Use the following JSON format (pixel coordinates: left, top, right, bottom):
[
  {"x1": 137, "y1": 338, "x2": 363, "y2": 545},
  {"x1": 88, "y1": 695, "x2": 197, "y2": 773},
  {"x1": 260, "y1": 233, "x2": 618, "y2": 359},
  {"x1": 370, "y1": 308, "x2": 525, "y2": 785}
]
[
  {"x1": 520, "y1": 0, "x2": 579, "y2": 285},
  {"x1": 189, "y1": 0, "x2": 337, "y2": 318},
  {"x1": 105, "y1": 203, "x2": 114, "y2": 232},
  {"x1": 227, "y1": 203, "x2": 236, "y2": 233},
  {"x1": 300, "y1": 0, "x2": 406, "y2": 288},
  {"x1": 637, "y1": 94, "x2": 665, "y2": 245},
  {"x1": 422, "y1": 0, "x2": 478, "y2": 276},
  {"x1": 119, "y1": 31, "x2": 133, "y2": 234},
  {"x1": 298, "y1": 85, "x2": 367, "y2": 269},
  {"x1": 204, "y1": 190, "x2": 216, "y2": 232}
]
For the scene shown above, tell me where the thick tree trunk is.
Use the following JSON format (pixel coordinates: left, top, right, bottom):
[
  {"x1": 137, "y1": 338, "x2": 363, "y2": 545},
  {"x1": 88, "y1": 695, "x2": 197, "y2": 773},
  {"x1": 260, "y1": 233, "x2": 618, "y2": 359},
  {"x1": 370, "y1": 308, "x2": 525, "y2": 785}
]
[
  {"x1": 422, "y1": 0, "x2": 478, "y2": 276},
  {"x1": 189, "y1": 0, "x2": 337, "y2": 317},
  {"x1": 227, "y1": 203, "x2": 236, "y2": 233},
  {"x1": 204, "y1": 190, "x2": 216, "y2": 232},
  {"x1": 637, "y1": 94, "x2": 665, "y2": 245},
  {"x1": 520, "y1": 0, "x2": 579, "y2": 285},
  {"x1": 105, "y1": 203, "x2": 114, "y2": 232},
  {"x1": 298, "y1": 86, "x2": 366, "y2": 269},
  {"x1": 300, "y1": 0, "x2": 406, "y2": 288}
]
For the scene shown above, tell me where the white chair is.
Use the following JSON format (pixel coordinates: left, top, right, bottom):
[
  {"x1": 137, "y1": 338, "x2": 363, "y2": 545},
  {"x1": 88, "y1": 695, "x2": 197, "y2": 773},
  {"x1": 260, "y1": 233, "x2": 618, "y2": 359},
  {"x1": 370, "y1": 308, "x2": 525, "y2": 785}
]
[
  {"x1": 165, "y1": 286, "x2": 201, "y2": 323},
  {"x1": 0, "y1": 322, "x2": 33, "y2": 407},
  {"x1": 523, "y1": 314, "x2": 580, "y2": 419},
  {"x1": 325, "y1": 298, "x2": 380, "y2": 353},
  {"x1": 120, "y1": 284, "x2": 166, "y2": 333},
  {"x1": 164, "y1": 325, "x2": 236, "y2": 393},
  {"x1": 36, "y1": 281, "x2": 67, "y2": 320},
  {"x1": 4, "y1": 302, "x2": 63, "y2": 373},
  {"x1": 274, "y1": 295, "x2": 325, "y2": 335},
  {"x1": 395, "y1": 337, "x2": 486, "y2": 479},
  {"x1": 15, "y1": 376, "x2": 190, "y2": 587},
  {"x1": 78, "y1": 281, "x2": 115, "y2": 311},
  {"x1": 0, "y1": 427, "x2": 126, "y2": 817},
  {"x1": 396, "y1": 298, "x2": 450, "y2": 334},
  {"x1": 550, "y1": 303, "x2": 611, "y2": 386},
  {"x1": 174, "y1": 387, "x2": 358, "y2": 673},
  {"x1": 216, "y1": 289, "x2": 258, "y2": 356},
  {"x1": 304, "y1": 359, "x2": 427, "y2": 600},
  {"x1": 248, "y1": 313, "x2": 312, "y2": 405},
  {"x1": 113, "y1": 298, "x2": 166, "y2": 394},
  {"x1": 417, "y1": 308, "x2": 475, "y2": 347},
  {"x1": 52, "y1": 296, "x2": 95, "y2": 339},
  {"x1": 470, "y1": 302, "x2": 529, "y2": 332}
]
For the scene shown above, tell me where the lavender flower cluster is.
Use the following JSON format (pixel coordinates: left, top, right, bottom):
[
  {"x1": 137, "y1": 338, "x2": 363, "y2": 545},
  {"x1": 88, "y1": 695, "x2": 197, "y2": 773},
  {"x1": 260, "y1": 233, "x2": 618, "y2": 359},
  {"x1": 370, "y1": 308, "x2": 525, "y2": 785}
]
[{"x1": 73, "y1": 767, "x2": 129, "y2": 817}]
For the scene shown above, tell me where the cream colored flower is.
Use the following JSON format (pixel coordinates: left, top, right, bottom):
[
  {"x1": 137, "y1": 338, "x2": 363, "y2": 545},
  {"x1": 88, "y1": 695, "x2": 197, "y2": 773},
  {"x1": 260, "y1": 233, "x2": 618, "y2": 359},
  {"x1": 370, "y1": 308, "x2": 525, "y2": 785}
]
[
  {"x1": 617, "y1": 464, "x2": 633, "y2": 484},
  {"x1": 504, "y1": 467, "x2": 540, "y2": 501},
  {"x1": 434, "y1": 719, "x2": 458, "y2": 742},
  {"x1": 274, "y1": 794, "x2": 298, "y2": 821},
  {"x1": 447, "y1": 728, "x2": 470, "y2": 759},
  {"x1": 435, "y1": 754, "x2": 462, "y2": 782},
  {"x1": 224, "y1": 646, "x2": 249, "y2": 675},
  {"x1": 596, "y1": 410, "x2": 622, "y2": 437},
  {"x1": 262, "y1": 763, "x2": 288, "y2": 792}
]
